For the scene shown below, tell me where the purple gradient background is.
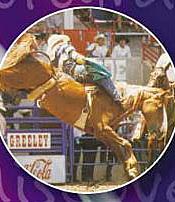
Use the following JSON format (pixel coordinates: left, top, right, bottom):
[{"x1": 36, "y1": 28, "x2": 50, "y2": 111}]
[{"x1": 0, "y1": 1, "x2": 175, "y2": 201}]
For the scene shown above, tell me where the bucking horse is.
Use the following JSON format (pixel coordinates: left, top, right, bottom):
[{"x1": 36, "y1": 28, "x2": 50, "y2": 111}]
[{"x1": 0, "y1": 33, "x2": 173, "y2": 181}]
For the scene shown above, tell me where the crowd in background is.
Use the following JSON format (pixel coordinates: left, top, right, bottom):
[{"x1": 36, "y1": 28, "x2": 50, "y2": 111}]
[
  {"x1": 27, "y1": 8, "x2": 148, "y2": 60},
  {"x1": 32, "y1": 31, "x2": 132, "y2": 61},
  {"x1": 86, "y1": 33, "x2": 131, "y2": 59}
]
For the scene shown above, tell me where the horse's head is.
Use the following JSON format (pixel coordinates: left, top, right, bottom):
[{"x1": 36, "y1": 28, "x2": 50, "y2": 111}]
[
  {"x1": 1, "y1": 53, "x2": 52, "y2": 87},
  {"x1": 147, "y1": 66, "x2": 170, "y2": 90},
  {"x1": 0, "y1": 34, "x2": 55, "y2": 100}
]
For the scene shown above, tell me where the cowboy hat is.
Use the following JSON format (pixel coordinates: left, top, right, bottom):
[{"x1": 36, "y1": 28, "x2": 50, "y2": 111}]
[
  {"x1": 94, "y1": 34, "x2": 106, "y2": 42},
  {"x1": 47, "y1": 34, "x2": 70, "y2": 61}
]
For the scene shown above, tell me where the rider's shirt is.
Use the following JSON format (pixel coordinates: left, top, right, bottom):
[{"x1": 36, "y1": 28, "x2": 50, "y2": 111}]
[
  {"x1": 53, "y1": 43, "x2": 86, "y2": 81},
  {"x1": 55, "y1": 43, "x2": 80, "y2": 68},
  {"x1": 54, "y1": 43, "x2": 111, "y2": 82}
]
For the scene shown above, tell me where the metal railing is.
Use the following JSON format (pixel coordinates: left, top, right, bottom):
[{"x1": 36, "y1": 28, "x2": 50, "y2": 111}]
[
  {"x1": 72, "y1": 122, "x2": 161, "y2": 182},
  {"x1": 3, "y1": 103, "x2": 160, "y2": 182},
  {"x1": 4, "y1": 103, "x2": 74, "y2": 182}
]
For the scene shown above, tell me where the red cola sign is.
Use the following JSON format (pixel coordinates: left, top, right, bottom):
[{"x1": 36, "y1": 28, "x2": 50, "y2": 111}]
[
  {"x1": 24, "y1": 159, "x2": 52, "y2": 180},
  {"x1": 17, "y1": 155, "x2": 66, "y2": 183}
]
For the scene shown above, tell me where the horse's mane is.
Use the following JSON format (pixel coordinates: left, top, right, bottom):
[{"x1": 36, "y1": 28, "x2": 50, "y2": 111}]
[
  {"x1": 116, "y1": 82, "x2": 163, "y2": 97},
  {"x1": 2, "y1": 33, "x2": 36, "y2": 69}
]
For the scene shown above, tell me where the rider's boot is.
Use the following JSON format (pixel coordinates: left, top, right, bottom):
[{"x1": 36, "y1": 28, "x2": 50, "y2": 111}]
[
  {"x1": 96, "y1": 78, "x2": 123, "y2": 107},
  {"x1": 113, "y1": 92, "x2": 123, "y2": 109}
]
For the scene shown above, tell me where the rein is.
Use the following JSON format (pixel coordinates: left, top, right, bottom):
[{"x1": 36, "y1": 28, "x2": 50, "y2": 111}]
[
  {"x1": 27, "y1": 77, "x2": 57, "y2": 101},
  {"x1": 30, "y1": 51, "x2": 51, "y2": 65}
]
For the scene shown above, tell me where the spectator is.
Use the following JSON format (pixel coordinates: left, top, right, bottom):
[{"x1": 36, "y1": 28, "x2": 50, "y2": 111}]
[
  {"x1": 86, "y1": 34, "x2": 109, "y2": 58},
  {"x1": 112, "y1": 37, "x2": 131, "y2": 59}
]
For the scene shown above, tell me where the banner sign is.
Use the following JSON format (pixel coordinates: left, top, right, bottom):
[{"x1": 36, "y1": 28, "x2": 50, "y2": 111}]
[
  {"x1": 7, "y1": 133, "x2": 51, "y2": 149},
  {"x1": 16, "y1": 155, "x2": 66, "y2": 184}
]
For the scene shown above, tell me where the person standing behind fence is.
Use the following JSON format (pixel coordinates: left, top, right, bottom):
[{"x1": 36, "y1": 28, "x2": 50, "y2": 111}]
[
  {"x1": 86, "y1": 34, "x2": 109, "y2": 58},
  {"x1": 112, "y1": 37, "x2": 131, "y2": 59}
]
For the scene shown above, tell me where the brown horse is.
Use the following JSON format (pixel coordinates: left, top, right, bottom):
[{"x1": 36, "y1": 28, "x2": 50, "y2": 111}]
[
  {"x1": 127, "y1": 65, "x2": 175, "y2": 163},
  {"x1": 0, "y1": 34, "x2": 140, "y2": 180},
  {"x1": 146, "y1": 66, "x2": 175, "y2": 162},
  {"x1": 111, "y1": 64, "x2": 174, "y2": 164},
  {"x1": 0, "y1": 34, "x2": 172, "y2": 180}
]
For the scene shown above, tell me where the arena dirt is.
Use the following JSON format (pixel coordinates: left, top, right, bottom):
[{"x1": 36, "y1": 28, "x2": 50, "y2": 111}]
[{"x1": 58, "y1": 182, "x2": 123, "y2": 193}]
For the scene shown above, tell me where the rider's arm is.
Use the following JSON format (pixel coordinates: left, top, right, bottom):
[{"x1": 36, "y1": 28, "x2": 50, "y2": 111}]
[{"x1": 65, "y1": 45, "x2": 85, "y2": 65}]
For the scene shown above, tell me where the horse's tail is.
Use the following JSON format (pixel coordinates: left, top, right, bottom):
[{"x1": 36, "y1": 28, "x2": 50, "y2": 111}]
[{"x1": 160, "y1": 104, "x2": 168, "y2": 146}]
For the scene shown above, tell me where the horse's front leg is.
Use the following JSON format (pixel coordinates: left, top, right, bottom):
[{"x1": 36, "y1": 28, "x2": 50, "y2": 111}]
[
  {"x1": 94, "y1": 124, "x2": 140, "y2": 179},
  {"x1": 147, "y1": 132, "x2": 156, "y2": 164}
]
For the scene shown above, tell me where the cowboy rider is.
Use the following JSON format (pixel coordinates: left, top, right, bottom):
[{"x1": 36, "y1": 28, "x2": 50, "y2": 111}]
[{"x1": 46, "y1": 34, "x2": 122, "y2": 105}]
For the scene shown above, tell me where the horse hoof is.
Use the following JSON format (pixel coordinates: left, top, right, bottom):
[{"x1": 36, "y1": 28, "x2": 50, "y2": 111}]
[
  {"x1": 128, "y1": 172, "x2": 137, "y2": 180},
  {"x1": 128, "y1": 168, "x2": 139, "y2": 180},
  {"x1": 123, "y1": 140, "x2": 132, "y2": 149}
]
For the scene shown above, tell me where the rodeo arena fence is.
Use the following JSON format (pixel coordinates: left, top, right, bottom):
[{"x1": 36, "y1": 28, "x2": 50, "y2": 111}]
[
  {"x1": 3, "y1": 54, "x2": 162, "y2": 184},
  {"x1": 5, "y1": 102, "x2": 72, "y2": 184}
]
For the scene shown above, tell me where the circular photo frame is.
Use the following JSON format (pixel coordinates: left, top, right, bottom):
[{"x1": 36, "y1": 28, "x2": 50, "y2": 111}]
[{"x1": 0, "y1": 7, "x2": 174, "y2": 194}]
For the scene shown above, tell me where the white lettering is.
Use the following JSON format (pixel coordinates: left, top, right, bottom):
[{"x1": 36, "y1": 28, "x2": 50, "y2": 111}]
[
  {"x1": 0, "y1": 168, "x2": 10, "y2": 202},
  {"x1": 136, "y1": 0, "x2": 174, "y2": 9},
  {"x1": 134, "y1": 174, "x2": 162, "y2": 202},
  {"x1": 135, "y1": 0, "x2": 155, "y2": 8},
  {"x1": 24, "y1": 159, "x2": 52, "y2": 180},
  {"x1": 163, "y1": 0, "x2": 174, "y2": 10},
  {"x1": 34, "y1": 181, "x2": 54, "y2": 202},
  {"x1": 26, "y1": 0, "x2": 34, "y2": 10},
  {"x1": 17, "y1": 176, "x2": 29, "y2": 202},
  {"x1": 50, "y1": 0, "x2": 73, "y2": 8},
  {"x1": 167, "y1": 181, "x2": 175, "y2": 202},
  {"x1": 0, "y1": 0, "x2": 15, "y2": 9},
  {"x1": 81, "y1": 0, "x2": 93, "y2": 3},
  {"x1": 114, "y1": 0, "x2": 122, "y2": 6},
  {"x1": 0, "y1": 0, "x2": 173, "y2": 10}
]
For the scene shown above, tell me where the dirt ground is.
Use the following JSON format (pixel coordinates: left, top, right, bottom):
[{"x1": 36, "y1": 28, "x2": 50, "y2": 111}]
[
  {"x1": 58, "y1": 164, "x2": 129, "y2": 193},
  {"x1": 58, "y1": 181, "x2": 125, "y2": 193}
]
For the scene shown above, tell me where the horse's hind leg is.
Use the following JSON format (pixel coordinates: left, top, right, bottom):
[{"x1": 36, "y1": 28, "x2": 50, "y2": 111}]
[
  {"x1": 95, "y1": 124, "x2": 139, "y2": 179},
  {"x1": 131, "y1": 113, "x2": 146, "y2": 142}
]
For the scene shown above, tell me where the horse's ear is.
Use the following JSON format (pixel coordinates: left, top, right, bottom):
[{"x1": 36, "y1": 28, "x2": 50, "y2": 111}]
[{"x1": 164, "y1": 62, "x2": 171, "y2": 72}]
